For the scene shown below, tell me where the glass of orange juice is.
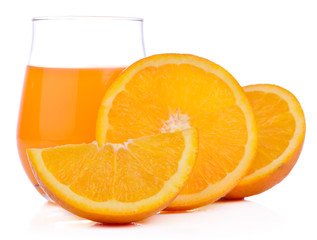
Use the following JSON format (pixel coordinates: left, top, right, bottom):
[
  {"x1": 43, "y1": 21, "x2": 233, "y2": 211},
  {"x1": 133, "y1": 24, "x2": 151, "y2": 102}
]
[{"x1": 17, "y1": 16, "x2": 146, "y2": 199}]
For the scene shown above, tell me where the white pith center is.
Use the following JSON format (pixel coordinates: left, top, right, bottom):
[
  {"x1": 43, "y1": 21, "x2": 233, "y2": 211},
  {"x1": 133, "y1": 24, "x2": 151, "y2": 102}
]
[{"x1": 161, "y1": 111, "x2": 191, "y2": 133}]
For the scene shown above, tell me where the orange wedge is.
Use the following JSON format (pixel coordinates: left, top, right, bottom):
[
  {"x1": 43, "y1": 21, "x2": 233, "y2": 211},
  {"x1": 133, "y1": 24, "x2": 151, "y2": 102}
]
[
  {"x1": 96, "y1": 54, "x2": 257, "y2": 210},
  {"x1": 27, "y1": 129, "x2": 197, "y2": 224},
  {"x1": 226, "y1": 84, "x2": 305, "y2": 199}
]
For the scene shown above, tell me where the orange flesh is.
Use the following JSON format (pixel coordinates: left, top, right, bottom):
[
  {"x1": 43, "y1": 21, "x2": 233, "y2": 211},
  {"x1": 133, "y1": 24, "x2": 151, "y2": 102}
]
[
  {"x1": 103, "y1": 63, "x2": 248, "y2": 195},
  {"x1": 17, "y1": 66, "x2": 124, "y2": 190},
  {"x1": 39, "y1": 131, "x2": 185, "y2": 202},
  {"x1": 245, "y1": 91, "x2": 296, "y2": 175}
]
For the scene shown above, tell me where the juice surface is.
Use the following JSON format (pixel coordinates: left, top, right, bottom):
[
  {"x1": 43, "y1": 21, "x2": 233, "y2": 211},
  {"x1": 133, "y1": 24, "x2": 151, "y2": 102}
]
[{"x1": 17, "y1": 66, "x2": 124, "y2": 191}]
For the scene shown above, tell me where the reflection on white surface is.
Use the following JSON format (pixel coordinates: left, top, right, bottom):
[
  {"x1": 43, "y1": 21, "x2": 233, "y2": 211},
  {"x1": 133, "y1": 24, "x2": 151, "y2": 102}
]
[
  {"x1": 29, "y1": 199, "x2": 284, "y2": 239},
  {"x1": 140, "y1": 199, "x2": 284, "y2": 230},
  {"x1": 30, "y1": 202, "x2": 144, "y2": 228},
  {"x1": 30, "y1": 202, "x2": 94, "y2": 228}
]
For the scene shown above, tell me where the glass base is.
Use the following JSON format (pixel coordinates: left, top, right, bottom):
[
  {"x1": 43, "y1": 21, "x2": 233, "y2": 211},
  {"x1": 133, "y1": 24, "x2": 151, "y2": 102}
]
[{"x1": 34, "y1": 184, "x2": 54, "y2": 202}]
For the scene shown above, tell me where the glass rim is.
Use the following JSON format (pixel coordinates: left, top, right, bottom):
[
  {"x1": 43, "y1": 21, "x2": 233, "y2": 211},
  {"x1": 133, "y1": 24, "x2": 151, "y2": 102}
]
[{"x1": 32, "y1": 16, "x2": 143, "y2": 22}]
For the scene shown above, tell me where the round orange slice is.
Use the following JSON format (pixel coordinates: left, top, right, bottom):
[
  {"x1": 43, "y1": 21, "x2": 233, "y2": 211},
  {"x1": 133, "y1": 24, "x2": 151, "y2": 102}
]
[
  {"x1": 27, "y1": 129, "x2": 197, "y2": 224},
  {"x1": 96, "y1": 54, "x2": 257, "y2": 210},
  {"x1": 226, "y1": 84, "x2": 305, "y2": 199}
]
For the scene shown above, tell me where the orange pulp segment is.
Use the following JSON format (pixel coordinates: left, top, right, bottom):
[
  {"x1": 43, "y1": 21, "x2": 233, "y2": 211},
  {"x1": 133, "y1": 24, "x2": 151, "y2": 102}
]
[
  {"x1": 96, "y1": 54, "x2": 257, "y2": 210},
  {"x1": 27, "y1": 129, "x2": 197, "y2": 223},
  {"x1": 226, "y1": 84, "x2": 305, "y2": 199}
]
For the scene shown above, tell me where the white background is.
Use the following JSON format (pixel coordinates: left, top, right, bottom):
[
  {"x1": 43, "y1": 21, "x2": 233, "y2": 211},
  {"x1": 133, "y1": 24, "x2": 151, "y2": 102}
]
[{"x1": 0, "y1": 0, "x2": 316, "y2": 239}]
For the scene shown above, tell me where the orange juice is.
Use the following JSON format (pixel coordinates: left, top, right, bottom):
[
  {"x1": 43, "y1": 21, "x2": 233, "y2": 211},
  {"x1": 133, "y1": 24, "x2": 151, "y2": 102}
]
[{"x1": 17, "y1": 66, "x2": 124, "y2": 195}]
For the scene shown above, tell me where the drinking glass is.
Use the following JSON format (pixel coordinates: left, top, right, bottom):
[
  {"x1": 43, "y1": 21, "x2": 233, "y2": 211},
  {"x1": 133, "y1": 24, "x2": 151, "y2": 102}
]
[{"x1": 17, "y1": 16, "x2": 146, "y2": 199}]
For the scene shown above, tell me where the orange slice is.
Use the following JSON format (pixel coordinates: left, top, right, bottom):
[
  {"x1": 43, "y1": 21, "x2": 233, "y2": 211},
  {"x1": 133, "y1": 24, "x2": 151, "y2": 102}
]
[
  {"x1": 226, "y1": 84, "x2": 305, "y2": 199},
  {"x1": 27, "y1": 129, "x2": 197, "y2": 224},
  {"x1": 96, "y1": 54, "x2": 257, "y2": 210}
]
